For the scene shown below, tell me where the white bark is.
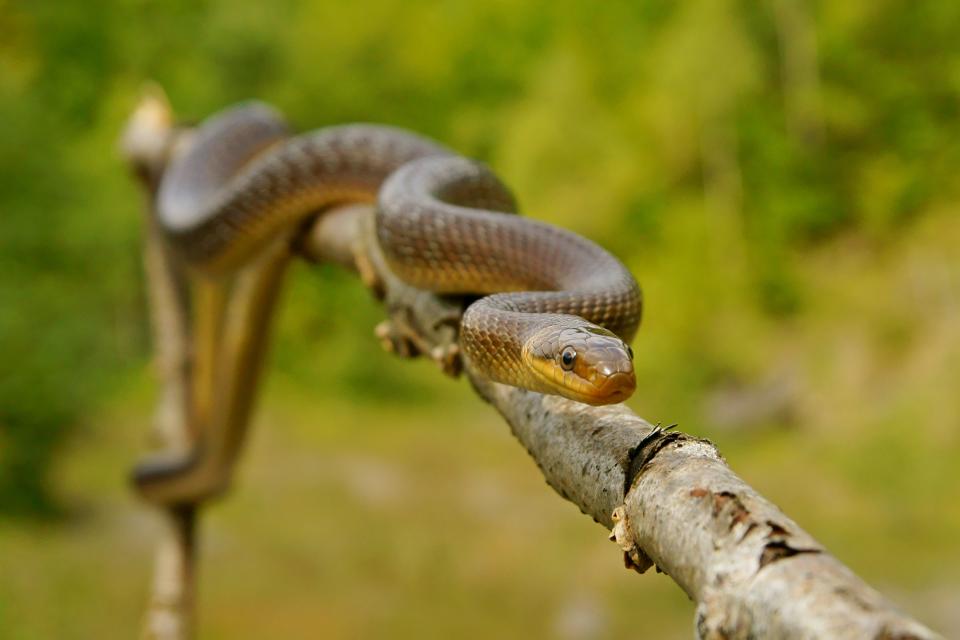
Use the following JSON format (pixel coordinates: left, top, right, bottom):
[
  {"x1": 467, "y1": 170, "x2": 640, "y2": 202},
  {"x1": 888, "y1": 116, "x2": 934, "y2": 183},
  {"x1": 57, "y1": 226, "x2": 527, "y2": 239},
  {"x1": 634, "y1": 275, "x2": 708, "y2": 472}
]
[{"x1": 474, "y1": 380, "x2": 938, "y2": 638}]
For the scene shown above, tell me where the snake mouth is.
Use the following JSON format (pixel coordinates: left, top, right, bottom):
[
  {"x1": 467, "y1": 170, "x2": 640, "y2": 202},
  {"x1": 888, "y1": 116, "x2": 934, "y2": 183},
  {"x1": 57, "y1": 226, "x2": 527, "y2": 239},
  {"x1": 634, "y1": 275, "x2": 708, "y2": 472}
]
[{"x1": 585, "y1": 371, "x2": 636, "y2": 405}]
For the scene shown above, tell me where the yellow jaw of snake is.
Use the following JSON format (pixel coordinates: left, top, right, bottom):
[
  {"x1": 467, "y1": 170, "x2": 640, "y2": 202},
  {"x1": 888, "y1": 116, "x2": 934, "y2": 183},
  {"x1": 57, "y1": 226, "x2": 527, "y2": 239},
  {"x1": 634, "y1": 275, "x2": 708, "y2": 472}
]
[{"x1": 524, "y1": 326, "x2": 636, "y2": 406}]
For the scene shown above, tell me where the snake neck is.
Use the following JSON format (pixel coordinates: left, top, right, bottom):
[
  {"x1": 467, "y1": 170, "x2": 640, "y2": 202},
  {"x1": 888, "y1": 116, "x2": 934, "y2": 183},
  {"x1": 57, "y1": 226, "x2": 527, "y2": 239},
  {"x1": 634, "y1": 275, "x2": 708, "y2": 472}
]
[
  {"x1": 459, "y1": 298, "x2": 557, "y2": 394},
  {"x1": 460, "y1": 294, "x2": 638, "y2": 397}
]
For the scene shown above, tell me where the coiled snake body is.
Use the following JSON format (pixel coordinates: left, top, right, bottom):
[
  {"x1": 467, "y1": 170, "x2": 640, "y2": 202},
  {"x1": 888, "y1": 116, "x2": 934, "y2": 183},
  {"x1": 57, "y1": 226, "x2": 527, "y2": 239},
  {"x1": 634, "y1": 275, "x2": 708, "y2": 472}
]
[{"x1": 159, "y1": 103, "x2": 642, "y2": 405}]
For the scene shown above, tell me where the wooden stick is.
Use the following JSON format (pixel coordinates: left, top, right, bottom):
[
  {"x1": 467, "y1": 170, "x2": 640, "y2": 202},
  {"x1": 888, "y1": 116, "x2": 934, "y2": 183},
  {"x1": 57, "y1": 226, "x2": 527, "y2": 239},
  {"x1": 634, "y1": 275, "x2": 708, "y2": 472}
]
[{"x1": 122, "y1": 86, "x2": 199, "y2": 640}]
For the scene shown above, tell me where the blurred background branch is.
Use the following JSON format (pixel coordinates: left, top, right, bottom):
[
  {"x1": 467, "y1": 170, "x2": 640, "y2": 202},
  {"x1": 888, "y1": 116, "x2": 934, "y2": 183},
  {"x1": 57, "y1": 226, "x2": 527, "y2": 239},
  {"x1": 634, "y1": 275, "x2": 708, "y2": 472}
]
[{"x1": 121, "y1": 93, "x2": 197, "y2": 639}]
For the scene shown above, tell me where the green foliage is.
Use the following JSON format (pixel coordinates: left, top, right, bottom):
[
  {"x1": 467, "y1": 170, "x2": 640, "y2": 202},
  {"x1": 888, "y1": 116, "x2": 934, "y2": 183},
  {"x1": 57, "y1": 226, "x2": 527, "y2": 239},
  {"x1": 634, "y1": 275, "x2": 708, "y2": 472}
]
[
  {"x1": 3, "y1": 0, "x2": 960, "y2": 520},
  {"x1": 0, "y1": 3, "x2": 145, "y2": 514}
]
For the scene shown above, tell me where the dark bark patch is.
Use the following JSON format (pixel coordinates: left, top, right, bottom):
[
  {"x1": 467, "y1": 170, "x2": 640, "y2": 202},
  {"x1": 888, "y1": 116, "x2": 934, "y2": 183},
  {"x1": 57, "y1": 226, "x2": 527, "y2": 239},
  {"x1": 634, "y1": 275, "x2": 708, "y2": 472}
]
[
  {"x1": 759, "y1": 541, "x2": 819, "y2": 568},
  {"x1": 623, "y1": 425, "x2": 683, "y2": 495},
  {"x1": 766, "y1": 520, "x2": 790, "y2": 538},
  {"x1": 622, "y1": 548, "x2": 654, "y2": 574},
  {"x1": 712, "y1": 491, "x2": 751, "y2": 528}
]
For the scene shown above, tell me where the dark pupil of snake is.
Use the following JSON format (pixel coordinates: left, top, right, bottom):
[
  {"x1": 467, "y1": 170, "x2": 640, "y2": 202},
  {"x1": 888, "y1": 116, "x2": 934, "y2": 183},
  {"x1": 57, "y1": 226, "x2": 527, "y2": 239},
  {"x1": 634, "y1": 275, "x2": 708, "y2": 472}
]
[{"x1": 561, "y1": 348, "x2": 576, "y2": 370}]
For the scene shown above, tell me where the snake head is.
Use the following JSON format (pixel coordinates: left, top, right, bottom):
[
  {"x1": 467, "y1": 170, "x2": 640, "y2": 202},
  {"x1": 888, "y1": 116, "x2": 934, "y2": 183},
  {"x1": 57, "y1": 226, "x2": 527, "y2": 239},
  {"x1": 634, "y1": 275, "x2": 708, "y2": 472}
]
[{"x1": 525, "y1": 325, "x2": 636, "y2": 405}]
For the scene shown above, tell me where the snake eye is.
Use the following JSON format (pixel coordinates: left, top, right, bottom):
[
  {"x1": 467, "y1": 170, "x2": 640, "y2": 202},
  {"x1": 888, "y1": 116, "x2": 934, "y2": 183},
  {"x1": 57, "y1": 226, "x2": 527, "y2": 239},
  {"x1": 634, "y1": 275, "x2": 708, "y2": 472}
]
[
  {"x1": 626, "y1": 345, "x2": 634, "y2": 360},
  {"x1": 560, "y1": 347, "x2": 577, "y2": 370}
]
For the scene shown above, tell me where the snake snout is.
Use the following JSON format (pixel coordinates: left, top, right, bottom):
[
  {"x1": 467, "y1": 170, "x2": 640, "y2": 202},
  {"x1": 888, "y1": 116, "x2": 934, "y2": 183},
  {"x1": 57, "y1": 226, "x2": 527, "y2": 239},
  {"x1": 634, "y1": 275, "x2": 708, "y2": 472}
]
[
  {"x1": 588, "y1": 343, "x2": 634, "y2": 380},
  {"x1": 596, "y1": 361, "x2": 624, "y2": 378},
  {"x1": 589, "y1": 371, "x2": 635, "y2": 405}
]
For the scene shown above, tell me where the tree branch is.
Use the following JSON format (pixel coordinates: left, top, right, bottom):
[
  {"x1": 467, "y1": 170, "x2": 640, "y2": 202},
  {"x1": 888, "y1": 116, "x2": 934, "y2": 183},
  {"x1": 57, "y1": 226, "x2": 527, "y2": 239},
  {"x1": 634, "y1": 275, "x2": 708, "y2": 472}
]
[
  {"x1": 125, "y1": 88, "x2": 943, "y2": 639},
  {"x1": 476, "y1": 379, "x2": 939, "y2": 638},
  {"x1": 304, "y1": 208, "x2": 943, "y2": 639},
  {"x1": 122, "y1": 85, "x2": 197, "y2": 640}
]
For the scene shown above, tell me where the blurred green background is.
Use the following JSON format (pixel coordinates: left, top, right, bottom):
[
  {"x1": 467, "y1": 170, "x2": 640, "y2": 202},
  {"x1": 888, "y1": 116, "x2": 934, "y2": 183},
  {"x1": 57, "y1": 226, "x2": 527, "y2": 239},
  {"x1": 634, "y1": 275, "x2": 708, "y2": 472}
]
[{"x1": 2, "y1": 0, "x2": 959, "y2": 637}]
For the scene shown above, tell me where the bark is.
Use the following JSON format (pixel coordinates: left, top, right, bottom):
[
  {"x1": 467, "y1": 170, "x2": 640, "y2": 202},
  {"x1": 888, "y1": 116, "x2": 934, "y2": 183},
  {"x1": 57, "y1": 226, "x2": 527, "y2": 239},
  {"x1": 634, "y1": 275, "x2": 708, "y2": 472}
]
[
  {"x1": 474, "y1": 380, "x2": 939, "y2": 639},
  {"x1": 122, "y1": 87, "x2": 197, "y2": 640},
  {"x1": 138, "y1": 220, "x2": 197, "y2": 640}
]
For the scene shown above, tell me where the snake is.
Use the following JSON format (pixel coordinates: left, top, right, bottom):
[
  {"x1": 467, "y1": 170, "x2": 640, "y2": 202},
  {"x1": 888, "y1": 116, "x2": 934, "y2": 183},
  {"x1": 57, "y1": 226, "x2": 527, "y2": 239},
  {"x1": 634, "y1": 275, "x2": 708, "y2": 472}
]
[{"x1": 157, "y1": 102, "x2": 642, "y2": 405}]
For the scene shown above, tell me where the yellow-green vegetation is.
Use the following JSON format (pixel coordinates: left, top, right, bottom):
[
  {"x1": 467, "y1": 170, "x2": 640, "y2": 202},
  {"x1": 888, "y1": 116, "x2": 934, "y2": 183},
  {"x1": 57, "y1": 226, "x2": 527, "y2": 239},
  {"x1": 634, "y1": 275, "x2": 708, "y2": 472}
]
[{"x1": 2, "y1": 0, "x2": 959, "y2": 637}]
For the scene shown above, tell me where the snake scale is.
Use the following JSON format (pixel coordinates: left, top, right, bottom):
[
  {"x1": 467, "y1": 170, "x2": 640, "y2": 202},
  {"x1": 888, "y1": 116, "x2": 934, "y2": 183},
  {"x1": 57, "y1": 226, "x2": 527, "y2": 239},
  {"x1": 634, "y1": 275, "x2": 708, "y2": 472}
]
[{"x1": 158, "y1": 103, "x2": 642, "y2": 405}]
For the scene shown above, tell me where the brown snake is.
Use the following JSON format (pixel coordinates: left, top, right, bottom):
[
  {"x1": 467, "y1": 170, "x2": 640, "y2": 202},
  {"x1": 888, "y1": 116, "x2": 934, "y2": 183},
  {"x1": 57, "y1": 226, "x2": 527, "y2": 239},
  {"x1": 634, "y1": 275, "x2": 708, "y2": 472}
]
[{"x1": 158, "y1": 102, "x2": 642, "y2": 405}]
